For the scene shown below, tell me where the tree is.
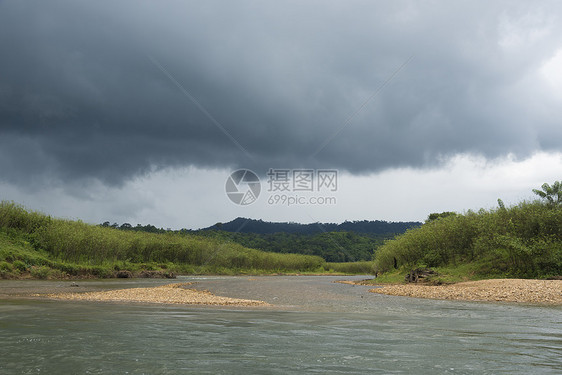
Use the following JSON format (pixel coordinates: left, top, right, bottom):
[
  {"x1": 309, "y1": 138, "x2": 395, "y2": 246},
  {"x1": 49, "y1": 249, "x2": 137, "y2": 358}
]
[
  {"x1": 497, "y1": 198, "x2": 506, "y2": 210},
  {"x1": 426, "y1": 211, "x2": 456, "y2": 223},
  {"x1": 532, "y1": 181, "x2": 562, "y2": 207}
]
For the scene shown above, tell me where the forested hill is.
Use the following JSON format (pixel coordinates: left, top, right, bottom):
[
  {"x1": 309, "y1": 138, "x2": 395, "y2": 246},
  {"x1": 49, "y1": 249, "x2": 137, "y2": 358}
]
[
  {"x1": 200, "y1": 218, "x2": 421, "y2": 235},
  {"x1": 100, "y1": 218, "x2": 421, "y2": 263}
]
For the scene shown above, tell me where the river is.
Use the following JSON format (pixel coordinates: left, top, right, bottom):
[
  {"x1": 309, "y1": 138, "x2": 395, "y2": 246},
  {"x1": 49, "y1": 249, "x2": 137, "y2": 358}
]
[{"x1": 1, "y1": 275, "x2": 561, "y2": 374}]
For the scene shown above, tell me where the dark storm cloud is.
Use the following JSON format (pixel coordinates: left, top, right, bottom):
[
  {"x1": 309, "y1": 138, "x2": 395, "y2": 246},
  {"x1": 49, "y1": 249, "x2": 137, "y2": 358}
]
[{"x1": 1, "y1": 0, "x2": 561, "y2": 186}]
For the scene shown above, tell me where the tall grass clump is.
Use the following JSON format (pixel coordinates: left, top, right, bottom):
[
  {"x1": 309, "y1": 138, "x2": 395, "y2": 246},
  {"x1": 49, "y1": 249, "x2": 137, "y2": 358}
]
[
  {"x1": 374, "y1": 201, "x2": 562, "y2": 278},
  {"x1": 326, "y1": 261, "x2": 374, "y2": 274},
  {"x1": 32, "y1": 220, "x2": 324, "y2": 271},
  {"x1": 0, "y1": 201, "x2": 325, "y2": 274},
  {"x1": 0, "y1": 201, "x2": 51, "y2": 234}
]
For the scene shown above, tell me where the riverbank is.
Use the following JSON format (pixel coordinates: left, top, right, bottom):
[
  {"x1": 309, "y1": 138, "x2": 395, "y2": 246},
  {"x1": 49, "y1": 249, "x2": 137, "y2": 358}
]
[
  {"x1": 369, "y1": 279, "x2": 562, "y2": 304},
  {"x1": 4, "y1": 276, "x2": 561, "y2": 306},
  {"x1": 38, "y1": 282, "x2": 270, "y2": 307},
  {"x1": 0, "y1": 203, "x2": 328, "y2": 280}
]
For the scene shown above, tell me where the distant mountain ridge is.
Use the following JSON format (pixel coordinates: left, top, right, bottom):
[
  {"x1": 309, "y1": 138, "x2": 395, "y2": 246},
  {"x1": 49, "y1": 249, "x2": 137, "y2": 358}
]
[{"x1": 200, "y1": 217, "x2": 421, "y2": 235}]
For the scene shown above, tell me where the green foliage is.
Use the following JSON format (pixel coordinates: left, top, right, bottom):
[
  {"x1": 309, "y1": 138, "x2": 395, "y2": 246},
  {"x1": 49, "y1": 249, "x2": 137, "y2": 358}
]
[
  {"x1": 374, "y1": 201, "x2": 562, "y2": 278},
  {"x1": 371, "y1": 262, "x2": 505, "y2": 285},
  {"x1": 426, "y1": 211, "x2": 457, "y2": 223},
  {"x1": 368, "y1": 269, "x2": 405, "y2": 283},
  {"x1": 12, "y1": 260, "x2": 28, "y2": 272},
  {"x1": 0, "y1": 201, "x2": 327, "y2": 278},
  {"x1": 497, "y1": 198, "x2": 506, "y2": 210},
  {"x1": 104, "y1": 217, "x2": 420, "y2": 262},
  {"x1": 191, "y1": 230, "x2": 386, "y2": 262},
  {"x1": 30, "y1": 265, "x2": 51, "y2": 279},
  {"x1": 325, "y1": 261, "x2": 374, "y2": 274},
  {"x1": 532, "y1": 181, "x2": 562, "y2": 207},
  {"x1": 0, "y1": 201, "x2": 52, "y2": 234},
  {"x1": 198, "y1": 217, "x2": 420, "y2": 235},
  {"x1": 0, "y1": 261, "x2": 12, "y2": 272}
]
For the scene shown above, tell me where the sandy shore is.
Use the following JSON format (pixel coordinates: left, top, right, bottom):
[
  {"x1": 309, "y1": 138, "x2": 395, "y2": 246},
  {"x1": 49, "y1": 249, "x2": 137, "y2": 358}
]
[
  {"x1": 40, "y1": 283, "x2": 270, "y2": 307},
  {"x1": 370, "y1": 279, "x2": 562, "y2": 304}
]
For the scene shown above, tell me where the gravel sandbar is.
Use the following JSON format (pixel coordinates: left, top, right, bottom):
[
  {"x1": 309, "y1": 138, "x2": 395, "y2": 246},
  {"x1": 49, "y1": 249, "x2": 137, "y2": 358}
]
[
  {"x1": 370, "y1": 279, "x2": 562, "y2": 304},
  {"x1": 41, "y1": 283, "x2": 270, "y2": 306}
]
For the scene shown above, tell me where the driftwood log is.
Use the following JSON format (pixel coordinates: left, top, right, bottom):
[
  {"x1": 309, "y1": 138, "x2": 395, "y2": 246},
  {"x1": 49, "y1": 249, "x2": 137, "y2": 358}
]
[{"x1": 405, "y1": 268, "x2": 437, "y2": 283}]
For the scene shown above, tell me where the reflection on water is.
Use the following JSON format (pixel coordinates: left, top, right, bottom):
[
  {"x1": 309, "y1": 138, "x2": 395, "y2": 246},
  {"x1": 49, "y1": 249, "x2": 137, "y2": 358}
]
[{"x1": 1, "y1": 276, "x2": 561, "y2": 374}]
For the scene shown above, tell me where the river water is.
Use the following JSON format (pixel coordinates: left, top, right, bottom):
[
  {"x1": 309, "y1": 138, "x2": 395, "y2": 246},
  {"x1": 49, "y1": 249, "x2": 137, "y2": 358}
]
[{"x1": 0, "y1": 276, "x2": 561, "y2": 374}]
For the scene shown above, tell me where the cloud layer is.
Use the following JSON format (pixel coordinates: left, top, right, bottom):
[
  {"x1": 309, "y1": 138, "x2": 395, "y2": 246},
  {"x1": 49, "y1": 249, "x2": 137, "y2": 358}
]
[{"x1": 1, "y1": 0, "x2": 561, "y2": 188}]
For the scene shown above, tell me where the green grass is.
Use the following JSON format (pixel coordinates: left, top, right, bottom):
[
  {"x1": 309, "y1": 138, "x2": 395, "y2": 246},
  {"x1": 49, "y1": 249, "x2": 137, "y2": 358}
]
[
  {"x1": 0, "y1": 228, "x2": 55, "y2": 278},
  {"x1": 368, "y1": 269, "x2": 404, "y2": 284},
  {"x1": 373, "y1": 200, "x2": 562, "y2": 281},
  {"x1": 325, "y1": 261, "x2": 374, "y2": 274},
  {"x1": 2, "y1": 201, "x2": 367, "y2": 279},
  {"x1": 365, "y1": 262, "x2": 511, "y2": 285}
]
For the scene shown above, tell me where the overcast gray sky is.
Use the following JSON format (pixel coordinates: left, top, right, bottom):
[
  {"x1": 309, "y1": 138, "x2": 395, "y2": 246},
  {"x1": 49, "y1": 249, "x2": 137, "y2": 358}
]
[{"x1": 1, "y1": 0, "x2": 561, "y2": 229}]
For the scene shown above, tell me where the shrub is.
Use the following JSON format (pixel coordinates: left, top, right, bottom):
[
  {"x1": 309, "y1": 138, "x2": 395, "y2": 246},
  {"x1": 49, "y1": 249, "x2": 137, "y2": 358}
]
[
  {"x1": 374, "y1": 201, "x2": 562, "y2": 278},
  {"x1": 326, "y1": 261, "x2": 374, "y2": 274},
  {"x1": 0, "y1": 200, "x2": 327, "y2": 276},
  {"x1": 12, "y1": 260, "x2": 28, "y2": 272},
  {"x1": 0, "y1": 261, "x2": 13, "y2": 272},
  {"x1": 30, "y1": 266, "x2": 51, "y2": 279}
]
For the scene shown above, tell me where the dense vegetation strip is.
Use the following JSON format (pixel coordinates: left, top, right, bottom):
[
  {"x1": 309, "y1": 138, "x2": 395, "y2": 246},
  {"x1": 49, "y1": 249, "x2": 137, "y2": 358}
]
[
  {"x1": 199, "y1": 217, "x2": 421, "y2": 235},
  {"x1": 374, "y1": 198, "x2": 562, "y2": 279},
  {"x1": 0, "y1": 201, "x2": 332, "y2": 279},
  {"x1": 101, "y1": 217, "x2": 420, "y2": 262},
  {"x1": 185, "y1": 231, "x2": 385, "y2": 262}
]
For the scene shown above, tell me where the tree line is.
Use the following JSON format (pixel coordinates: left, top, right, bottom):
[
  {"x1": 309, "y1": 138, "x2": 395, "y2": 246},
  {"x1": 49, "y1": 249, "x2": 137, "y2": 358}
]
[
  {"x1": 374, "y1": 181, "x2": 562, "y2": 278},
  {"x1": 101, "y1": 218, "x2": 420, "y2": 262}
]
